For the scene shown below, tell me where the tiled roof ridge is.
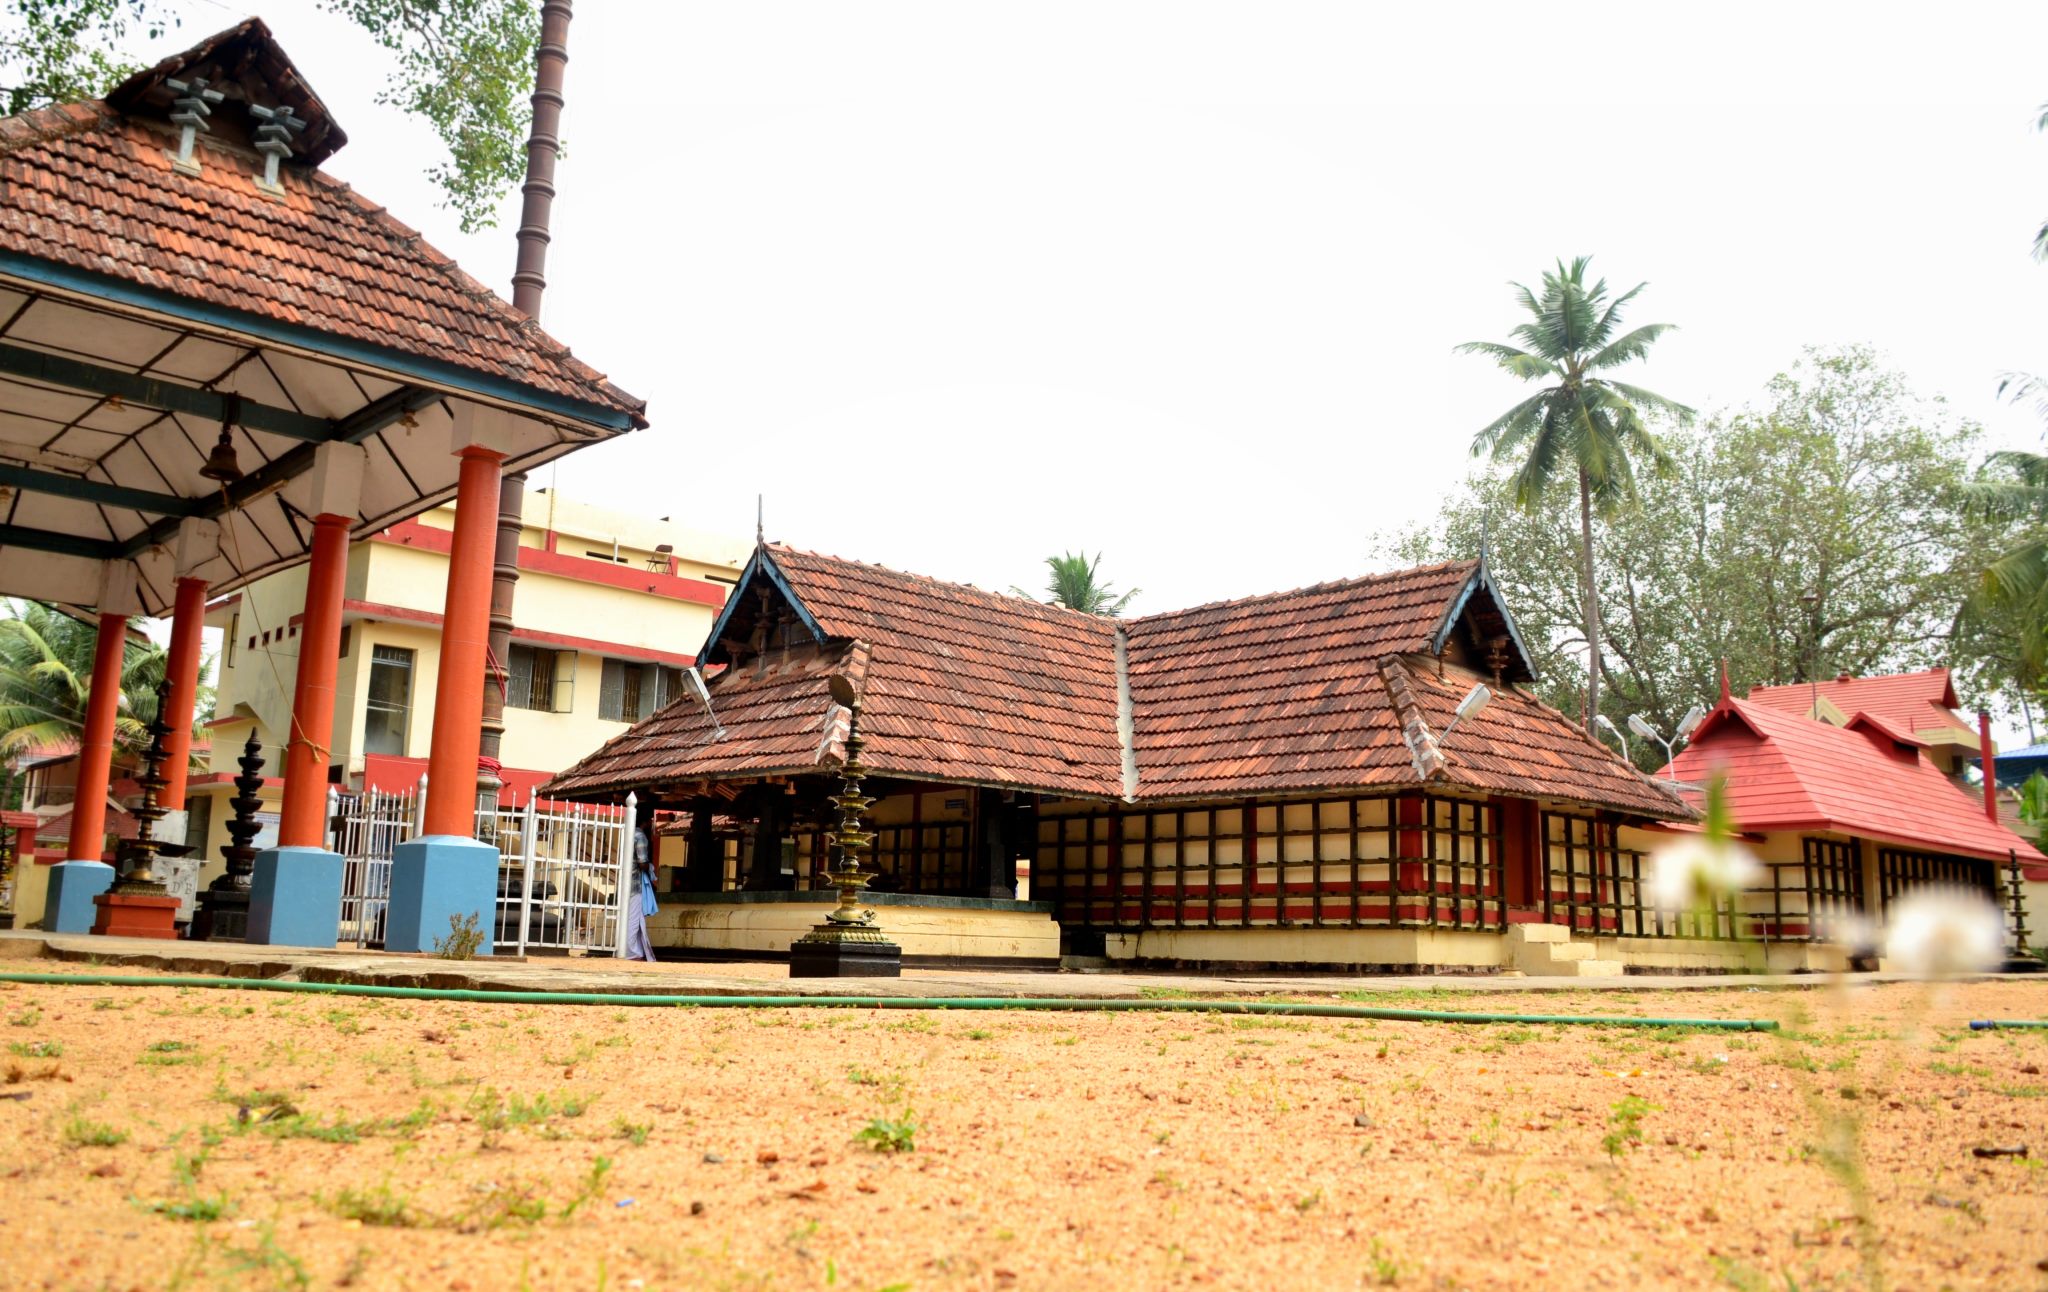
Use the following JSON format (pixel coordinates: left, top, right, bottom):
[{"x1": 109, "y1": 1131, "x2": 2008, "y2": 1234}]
[
  {"x1": 767, "y1": 544, "x2": 1120, "y2": 630},
  {"x1": 0, "y1": 100, "x2": 112, "y2": 155},
  {"x1": 1378, "y1": 657, "x2": 1448, "y2": 782},
  {"x1": 1129, "y1": 558, "x2": 1478, "y2": 626},
  {"x1": 769, "y1": 544, "x2": 1480, "y2": 628}
]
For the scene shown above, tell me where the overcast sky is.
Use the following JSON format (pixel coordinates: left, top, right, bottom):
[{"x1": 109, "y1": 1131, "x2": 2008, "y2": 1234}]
[{"x1": 130, "y1": 1, "x2": 2048, "y2": 616}]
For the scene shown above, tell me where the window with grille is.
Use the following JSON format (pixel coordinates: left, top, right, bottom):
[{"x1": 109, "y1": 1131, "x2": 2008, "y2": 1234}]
[
  {"x1": 600, "y1": 660, "x2": 687, "y2": 722},
  {"x1": 363, "y1": 644, "x2": 414, "y2": 755},
  {"x1": 507, "y1": 644, "x2": 570, "y2": 712}
]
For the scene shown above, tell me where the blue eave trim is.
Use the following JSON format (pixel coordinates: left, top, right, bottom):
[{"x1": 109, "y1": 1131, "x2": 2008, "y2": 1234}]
[
  {"x1": 0, "y1": 252, "x2": 640, "y2": 432},
  {"x1": 696, "y1": 547, "x2": 827, "y2": 663},
  {"x1": 1430, "y1": 561, "x2": 1539, "y2": 683}
]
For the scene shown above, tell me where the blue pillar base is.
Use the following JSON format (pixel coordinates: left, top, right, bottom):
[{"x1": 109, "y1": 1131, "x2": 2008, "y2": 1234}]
[
  {"x1": 386, "y1": 835, "x2": 499, "y2": 956},
  {"x1": 41, "y1": 861, "x2": 115, "y2": 932},
  {"x1": 247, "y1": 846, "x2": 346, "y2": 948}
]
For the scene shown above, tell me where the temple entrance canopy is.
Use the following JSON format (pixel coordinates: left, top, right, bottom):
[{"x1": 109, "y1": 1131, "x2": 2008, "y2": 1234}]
[
  {"x1": 0, "y1": 18, "x2": 646, "y2": 610},
  {"x1": 0, "y1": 18, "x2": 645, "y2": 944}
]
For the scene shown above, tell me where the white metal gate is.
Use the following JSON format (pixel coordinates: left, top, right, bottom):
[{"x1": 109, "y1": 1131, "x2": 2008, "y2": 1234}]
[
  {"x1": 495, "y1": 791, "x2": 636, "y2": 957},
  {"x1": 327, "y1": 780, "x2": 633, "y2": 957},
  {"x1": 329, "y1": 780, "x2": 424, "y2": 949}
]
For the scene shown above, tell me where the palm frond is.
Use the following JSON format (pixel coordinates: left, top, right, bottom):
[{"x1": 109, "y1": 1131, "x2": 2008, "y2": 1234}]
[
  {"x1": 1599, "y1": 378, "x2": 1696, "y2": 426},
  {"x1": 1471, "y1": 389, "x2": 1558, "y2": 460},
  {"x1": 1586, "y1": 280, "x2": 1645, "y2": 349},
  {"x1": 1584, "y1": 323, "x2": 1675, "y2": 373},
  {"x1": 1452, "y1": 341, "x2": 1559, "y2": 382}
]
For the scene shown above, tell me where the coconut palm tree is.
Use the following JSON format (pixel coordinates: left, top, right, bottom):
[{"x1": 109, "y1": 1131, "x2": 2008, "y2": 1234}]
[
  {"x1": 1458, "y1": 256, "x2": 1692, "y2": 727},
  {"x1": 0, "y1": 601, "x2": 213, "y2": 769},
  {"x1": 1016, "y1": 551, "x2": 1140, "y2": 616}
]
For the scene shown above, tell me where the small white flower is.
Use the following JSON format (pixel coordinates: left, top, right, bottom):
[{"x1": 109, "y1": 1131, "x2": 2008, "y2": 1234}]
[
  {"x1": 1813, "y1": 907, "x2": 1881, "y2": 958},
  {"x1": 1882, "y1": 889, "x2": 2005, "y2": 978},
  {"x1": 1648, "y1": 836, "x2": 1761, "y2": 912}
]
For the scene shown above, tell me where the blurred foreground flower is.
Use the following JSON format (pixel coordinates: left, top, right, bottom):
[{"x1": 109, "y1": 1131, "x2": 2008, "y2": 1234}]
[
  {"x1": 1649, "y1": 835, "x2": 1761, "y2": 912},
  {"x1": 1882, "y1": 889, "x2": 2004, "y2": 978},
  {"x1": 1650, "y1": 773, "x2": 1759, "y2": 911}
]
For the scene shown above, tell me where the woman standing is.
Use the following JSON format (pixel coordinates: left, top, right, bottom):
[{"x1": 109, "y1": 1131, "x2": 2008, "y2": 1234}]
[{"x1": 623, "y1": 802, "x2": 660, "y2": 962}]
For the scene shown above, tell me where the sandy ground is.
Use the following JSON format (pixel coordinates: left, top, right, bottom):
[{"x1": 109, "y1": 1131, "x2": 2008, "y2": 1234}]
[{"x1": 0, "y1": 961, "x2": 2044, "y2": 1292}]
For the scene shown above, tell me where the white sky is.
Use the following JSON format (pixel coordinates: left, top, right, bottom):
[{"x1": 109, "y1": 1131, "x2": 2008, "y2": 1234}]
[{"x1": 125, "y1": 0, "x2": 2048, "y2": 617}]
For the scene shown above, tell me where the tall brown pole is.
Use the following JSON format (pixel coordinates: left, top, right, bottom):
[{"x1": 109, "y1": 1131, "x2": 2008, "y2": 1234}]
[
  {"x1": 482, "y1": 0, "x2": 573, "y2": 812},
  {"x1": 511, "y1": 0, "x2": 572, "y2": 318}
]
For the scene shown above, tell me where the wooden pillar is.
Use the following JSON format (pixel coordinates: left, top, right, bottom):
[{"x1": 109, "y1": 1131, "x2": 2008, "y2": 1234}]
[
  {"x1": 742, "y1": 785, "x2": 791, "y2": 890},
  {"x1": 158, "y1": 575, "x2": 208, "y2": 810},
  {"x1": 63, "y1": 611, "x2": 128, "y2": 862},
  {"x1": 970, "y1": 787, "x2": 1025, "y2": 899},
  {"x1": 277, "y1": 515, "x2": 350, "y2": 847},
  {"x1": 422, "y1": 445, "x2": 503, "y2": 838},
  {"x1": 683, "y1": 796, "x2": 720, "y2": 892}
]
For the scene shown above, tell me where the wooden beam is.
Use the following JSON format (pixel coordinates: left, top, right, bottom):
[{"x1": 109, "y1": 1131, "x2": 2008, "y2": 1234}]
[
  {"x1": 0, "y1": 523, "x2": 119, "y2": 560},
  {"x1": 0, "y1": 341, "x2": 332, "y2": 441},
  {"x1": 0, "y1": 464, "x2": 205, "y2": 518},
  {"x1": 118, "y1": 385, "x2": 441, "y2": 558}
]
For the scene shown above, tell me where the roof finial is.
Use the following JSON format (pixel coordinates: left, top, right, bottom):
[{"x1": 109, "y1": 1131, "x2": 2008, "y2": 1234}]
[
  {"x1": 1718, "y1": 657, "x2": 1731, "y2": 704},
  {"x1": 1479, "y1": 506, "x2": 1490, "y2": 567},
  {"x1": 249, "y1": 103, "x2": 306, "y2": 197},
  {"x1": 756, "y1": 494, "x2": 764, "y2": 547},
  {"x1": 163, "y1": 76, "x2": 223, "y2": 175}
]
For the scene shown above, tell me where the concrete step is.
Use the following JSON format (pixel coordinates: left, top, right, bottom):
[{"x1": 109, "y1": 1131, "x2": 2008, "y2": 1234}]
[
  {"x1": 1507, "y1": 922, "x2": 1570, "y2": 944},
  {"x1": 1545, "y1": 942, "x2": 1595, "y2": 962},
  {"x1": 1575, "y1": 959, "x2": 1626, "y2": 978}
]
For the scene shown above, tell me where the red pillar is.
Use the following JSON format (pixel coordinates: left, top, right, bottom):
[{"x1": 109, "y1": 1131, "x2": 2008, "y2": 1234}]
[
  {"x1": 158, "y1": 576, "x2": 208, "y2": 810},
  {"x1": 65, "y1": 613, "x2": 128, "y2": 862},
  {"x1": 277, "y1": 516, "x2": 351, "y2": 848},
  {"x1": 423, "y1": 446, "x2": 504, "y2": 838}
]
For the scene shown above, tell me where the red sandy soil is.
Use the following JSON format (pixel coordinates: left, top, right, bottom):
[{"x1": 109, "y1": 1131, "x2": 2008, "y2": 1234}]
[{"x1": 1, "y1": 961, "x2": 2044, "y2": 1291}]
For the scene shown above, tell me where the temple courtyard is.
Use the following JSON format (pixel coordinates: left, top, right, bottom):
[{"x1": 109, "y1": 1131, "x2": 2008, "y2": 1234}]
[{"x1": 0, "y1": 951, "x2": 2042, "y2": 1291}]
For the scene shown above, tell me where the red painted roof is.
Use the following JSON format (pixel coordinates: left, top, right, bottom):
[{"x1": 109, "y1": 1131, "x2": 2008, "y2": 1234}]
[
  {"x1": 546, "y1": 547, "x2": 1690, "y2": 819},
  {"x1": 0, "y1": 20, "x2": 643, "y2": 422},
  {"x1": 1663, "y1": 695, "x2": 2044, "y2": 870},
  {"x1": 1746, "y1": 668, "x2": 1968, "y2": 738}
]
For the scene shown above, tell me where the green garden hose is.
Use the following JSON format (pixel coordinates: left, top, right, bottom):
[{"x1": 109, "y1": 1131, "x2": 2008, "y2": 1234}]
[{"x1": 0, "y1": 971, "x2": 1778, "y2": 1030}]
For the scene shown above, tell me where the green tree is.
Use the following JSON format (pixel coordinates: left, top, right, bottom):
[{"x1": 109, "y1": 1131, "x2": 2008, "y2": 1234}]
[
  {"x1": 1966, "y1": 374, "x2": 2048, "y2": 688},
  {"x1": 1017, "y1": 551, "x2": 1140, "y2": 616},
  {"x1": 1457, "y1": 256, "x2": 1692, "y2": 729},
  {"x1": 0, "y1": 601, "x2": 214, "y2": 771},
  {"x1": 1387, "y1": 347, "x2": 2006, "y2": 766},
  {"x1": 0, "y1": 0, "x2": 539, "y2": 233}
]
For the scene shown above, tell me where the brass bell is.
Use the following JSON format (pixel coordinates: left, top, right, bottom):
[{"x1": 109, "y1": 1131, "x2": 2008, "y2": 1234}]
[{"x1": 199, "y1": 394, "x2": 243, "y2": 484}]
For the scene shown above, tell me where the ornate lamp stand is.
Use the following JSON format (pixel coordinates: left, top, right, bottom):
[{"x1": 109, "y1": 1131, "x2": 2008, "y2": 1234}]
[
  {"x1": 790, "y1": 674, "x2": 902, "y2": 978},
  {"x1": 192, "y1": 733, "x2": 266, "y2": 942},
  {"x1": 90, "y1": 683, "x2": 182, "y2": 939}
]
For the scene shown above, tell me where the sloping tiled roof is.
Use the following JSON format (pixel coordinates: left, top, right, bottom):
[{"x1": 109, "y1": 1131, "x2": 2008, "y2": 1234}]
[
  {"x1": 769, "y1": 548, "x2": 1126, "y2": 797},
  {"x1": 544, "y1": 547, "x2": 1689, "y2": 819},
  {"x1": 547, "y1": 640, "x2": 867, "y2": 799},
  {"x1": 0, "y1": 20, "x2": 643, "y2": 422},
  {"x1": 1746, "y1": 669, "x2": 1969, "y2": 739},
  {"x1": 1124, "y1": 562, "x2": 1475, "y2": 799},
  {"x1": 1664, "y1": 696, "x2": 2044, "y2": 868}
]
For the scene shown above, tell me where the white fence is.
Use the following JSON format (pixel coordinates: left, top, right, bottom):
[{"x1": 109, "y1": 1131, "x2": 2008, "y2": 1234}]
[{"x1": 328, "y1": 778, "x2": 633, "y2": 957}]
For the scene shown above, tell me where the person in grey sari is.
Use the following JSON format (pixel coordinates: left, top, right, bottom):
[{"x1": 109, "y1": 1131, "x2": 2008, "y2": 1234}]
[{"x1": 623, "y1": 802, "x2": 659, "y2": 962}]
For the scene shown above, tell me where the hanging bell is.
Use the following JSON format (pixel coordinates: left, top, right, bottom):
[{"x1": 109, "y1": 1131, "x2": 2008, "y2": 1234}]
[{"x1": 199, "y1": 394, "x2": 243, "y2": 484}]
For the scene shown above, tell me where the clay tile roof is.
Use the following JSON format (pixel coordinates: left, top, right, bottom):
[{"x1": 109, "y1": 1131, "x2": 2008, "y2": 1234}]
[
  {"x1": 544, "y1": 547, "x2": 1691, "y2": 820},
  {"x1": 769, "y1": 547, "x2": 1126, "y2": 797},
  {"x1": 1746, "y1": 668, "x2": 1969, "y2": 739},
  {"x1": 0, "y1": 20, "x2": 644, "y2": 424},
  {"x1": 545, "y1": 639, "x2": 868, "y2": 799},
  {"x1": 1665, "y1": 695, "x2": 2044, "y2": 867}
]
